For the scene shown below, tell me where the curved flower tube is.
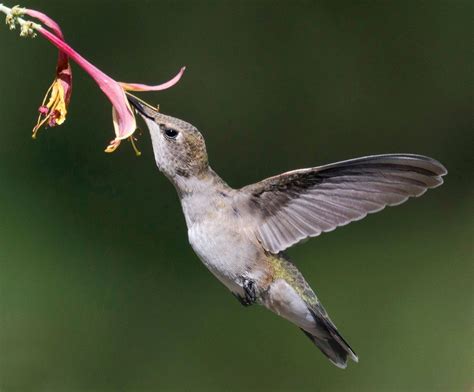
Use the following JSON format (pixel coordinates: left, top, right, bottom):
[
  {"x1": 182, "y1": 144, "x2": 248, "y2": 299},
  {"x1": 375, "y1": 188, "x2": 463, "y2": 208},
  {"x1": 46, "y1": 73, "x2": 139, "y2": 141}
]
[
  {"x1": 35, "y1": 21, "x2": 185, "y2": 152},
  {"x1": 0, "y1": 4, "x2": 185, "y2": 153}
]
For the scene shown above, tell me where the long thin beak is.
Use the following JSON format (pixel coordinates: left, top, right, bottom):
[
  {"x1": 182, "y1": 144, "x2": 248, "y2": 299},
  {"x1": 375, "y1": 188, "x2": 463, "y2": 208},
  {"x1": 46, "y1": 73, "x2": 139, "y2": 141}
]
[{"x1": 126, "y1": 93, "x2": 160, "y2": 120}]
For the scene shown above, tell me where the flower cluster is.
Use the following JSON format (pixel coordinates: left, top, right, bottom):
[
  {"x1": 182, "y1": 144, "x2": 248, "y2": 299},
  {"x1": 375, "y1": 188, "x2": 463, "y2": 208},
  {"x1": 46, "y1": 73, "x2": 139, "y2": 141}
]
[{"x1": 0, "y1": 3, "x2": 185, "y2": 153}]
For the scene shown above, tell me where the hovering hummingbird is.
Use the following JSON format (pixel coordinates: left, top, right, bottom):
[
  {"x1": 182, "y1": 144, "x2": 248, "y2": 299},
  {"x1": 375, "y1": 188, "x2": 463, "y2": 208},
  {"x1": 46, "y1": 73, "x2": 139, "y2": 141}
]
[{"x1": 127, "y1": 95, "x2": 446, "y2": 368}]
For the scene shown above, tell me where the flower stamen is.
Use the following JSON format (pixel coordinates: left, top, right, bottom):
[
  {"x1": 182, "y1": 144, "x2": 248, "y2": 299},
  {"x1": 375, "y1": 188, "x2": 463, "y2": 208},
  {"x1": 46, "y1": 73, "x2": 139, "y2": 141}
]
[
  {"x1": 129, "y1": 135, "x2": 141, "y2": 156},
  {"x1": 32, "y1": 78, "x2": 67, "y2": 138}
]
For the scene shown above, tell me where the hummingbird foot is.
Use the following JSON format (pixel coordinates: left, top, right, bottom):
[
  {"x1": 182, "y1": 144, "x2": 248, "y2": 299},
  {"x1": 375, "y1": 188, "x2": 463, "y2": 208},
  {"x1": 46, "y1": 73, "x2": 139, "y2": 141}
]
[
  {"x1": 243, "y1": 278, "x2": 257, "y2": 305},
  {"x1": 233, "y1": 278, "x2": 257, "y2": 307}
]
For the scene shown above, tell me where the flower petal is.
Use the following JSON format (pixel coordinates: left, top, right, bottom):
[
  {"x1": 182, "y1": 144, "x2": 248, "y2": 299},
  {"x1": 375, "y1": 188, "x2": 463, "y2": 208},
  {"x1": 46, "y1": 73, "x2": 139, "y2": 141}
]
[
  {"x1": 119, "y1": 66, "x2": 186, "y2": 92},
  {"x1": 25, "y1": 8, "x2": 72, "y2": 136},
  {"x1": 36, "y1": 26, "x2": 137, "y2": 140},
  {"x1": 24, "y1": 9, "x2": 71, "y2": 102},
  {"x1": 24, "y1": 9, "x2": 65, "y2": 39},
  {"x1": 26, "y1": 12, "x2": 184, "y2": 148}
]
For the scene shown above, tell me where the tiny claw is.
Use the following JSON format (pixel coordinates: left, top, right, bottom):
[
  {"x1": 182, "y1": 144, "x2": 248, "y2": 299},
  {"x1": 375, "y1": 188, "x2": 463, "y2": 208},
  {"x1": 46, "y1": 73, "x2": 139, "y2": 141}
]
[{"x1": 242, "y1": 279, "x2": 257, "y2": 305}]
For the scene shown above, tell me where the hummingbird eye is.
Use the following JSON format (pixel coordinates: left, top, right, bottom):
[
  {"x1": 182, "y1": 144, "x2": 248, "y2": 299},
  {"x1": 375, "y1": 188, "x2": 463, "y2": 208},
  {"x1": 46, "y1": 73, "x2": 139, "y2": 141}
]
[{"x1": 162, "y1": 127, "x2": 179, "y2": 139}]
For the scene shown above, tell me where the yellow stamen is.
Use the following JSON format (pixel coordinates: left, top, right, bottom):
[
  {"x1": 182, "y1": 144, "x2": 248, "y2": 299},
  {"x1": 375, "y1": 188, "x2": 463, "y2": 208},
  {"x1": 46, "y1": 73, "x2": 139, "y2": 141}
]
[
  {"x1": 32, "y1": 78, "x2": 68, "y2": 138},
  {"x1": 32, "y1": 81, "x2": 55, "y2": 138},
  {"x1": 46, "y1": 81, "x2": 67, "y2": 124}
]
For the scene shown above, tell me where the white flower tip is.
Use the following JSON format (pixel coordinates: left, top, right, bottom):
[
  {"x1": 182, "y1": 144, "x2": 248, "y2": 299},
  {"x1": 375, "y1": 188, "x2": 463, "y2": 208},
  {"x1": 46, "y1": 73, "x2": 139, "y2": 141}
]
[{"x1": 104, "y1": 138, "x2": 121, "y2": 153}]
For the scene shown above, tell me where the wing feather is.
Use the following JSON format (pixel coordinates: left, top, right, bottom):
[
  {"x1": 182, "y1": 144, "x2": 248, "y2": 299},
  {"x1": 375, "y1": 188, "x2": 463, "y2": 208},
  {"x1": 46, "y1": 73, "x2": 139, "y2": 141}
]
[{"x1": 236, "y1": 154, "x2": 446, "y2": 253}]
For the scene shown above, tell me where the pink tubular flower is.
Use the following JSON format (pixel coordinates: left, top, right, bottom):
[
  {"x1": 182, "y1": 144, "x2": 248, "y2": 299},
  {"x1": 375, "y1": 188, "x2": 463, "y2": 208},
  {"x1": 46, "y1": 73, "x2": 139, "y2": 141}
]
[
  {"x1": 24, "y1": 9, "x2": 72, "y2": 138},
  {"x1": 4, "y1": 5, "x2": 185, "y2": 153},
  {"x1": 38, "y1": 23, "x2": 186, "y2": 152}
]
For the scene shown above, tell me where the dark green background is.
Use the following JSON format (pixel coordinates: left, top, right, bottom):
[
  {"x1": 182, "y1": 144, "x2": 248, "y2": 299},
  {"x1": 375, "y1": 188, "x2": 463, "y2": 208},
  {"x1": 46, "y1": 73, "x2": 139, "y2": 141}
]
[{"x1": 0, "y1": 1, "x2": 472, "y2": 391}]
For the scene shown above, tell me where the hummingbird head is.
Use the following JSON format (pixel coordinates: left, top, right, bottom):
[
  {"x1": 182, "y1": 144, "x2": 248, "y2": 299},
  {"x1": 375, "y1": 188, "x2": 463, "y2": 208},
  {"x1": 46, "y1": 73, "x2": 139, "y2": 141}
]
[{"x1": 128, "y1": 95, "x2": 208, "y2": 179}]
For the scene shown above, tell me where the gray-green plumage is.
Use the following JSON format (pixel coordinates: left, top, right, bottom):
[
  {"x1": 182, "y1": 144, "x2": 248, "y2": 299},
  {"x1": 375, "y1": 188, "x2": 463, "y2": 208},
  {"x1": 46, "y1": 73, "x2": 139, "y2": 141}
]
[
  {"x1": 266, "y1": 254, "x2": 357, "y2": 367},
  {"x1": 128, "y1": 95, "x2": 446, "y2": 368}
]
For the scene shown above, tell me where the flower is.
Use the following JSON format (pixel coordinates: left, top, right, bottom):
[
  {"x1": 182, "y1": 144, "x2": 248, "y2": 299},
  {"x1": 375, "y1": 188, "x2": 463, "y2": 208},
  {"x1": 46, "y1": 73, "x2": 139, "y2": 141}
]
[
  {"x1": 23, "y1": 9, "x2": 73, "y2": 138},
  {"x1": 41, "y1": 24, "x2": 185, "y2": 153},
  {"x1": 1, "y1": 4, "x2": 185, "y2": 153},
  {"x1": 37, "y1": 26, "x2": 185, "y2": 153}
]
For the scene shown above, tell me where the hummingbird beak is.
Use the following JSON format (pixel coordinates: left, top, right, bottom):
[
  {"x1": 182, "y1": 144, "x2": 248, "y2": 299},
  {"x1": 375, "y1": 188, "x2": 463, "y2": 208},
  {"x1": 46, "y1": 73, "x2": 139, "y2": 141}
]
[{"x1": 126, "y1": 93, "x2": 160, "y2": 120}]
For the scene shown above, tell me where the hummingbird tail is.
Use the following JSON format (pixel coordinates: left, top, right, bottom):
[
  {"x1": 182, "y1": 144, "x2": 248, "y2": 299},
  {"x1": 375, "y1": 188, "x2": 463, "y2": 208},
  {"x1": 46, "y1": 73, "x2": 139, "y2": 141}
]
[
  {"x1": 262, "y1": 257, "x2": 358, "y2": 368},
  {"x1": 301, "y1": 308, "x2": 359, "y2": 369}
]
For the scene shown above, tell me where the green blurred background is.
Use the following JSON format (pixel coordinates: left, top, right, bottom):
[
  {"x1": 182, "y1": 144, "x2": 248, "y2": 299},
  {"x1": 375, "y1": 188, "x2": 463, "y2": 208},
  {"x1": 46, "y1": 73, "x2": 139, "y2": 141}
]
[{"x1": 0, "y1": 1, "x2": 472, "y2": 391}]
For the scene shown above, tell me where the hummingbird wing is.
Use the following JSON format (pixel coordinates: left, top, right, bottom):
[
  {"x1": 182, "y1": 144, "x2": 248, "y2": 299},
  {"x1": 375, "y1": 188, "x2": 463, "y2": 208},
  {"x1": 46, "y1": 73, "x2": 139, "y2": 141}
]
[{"x1": 237, "y1": 154, "x2": 446, "y2": 254}]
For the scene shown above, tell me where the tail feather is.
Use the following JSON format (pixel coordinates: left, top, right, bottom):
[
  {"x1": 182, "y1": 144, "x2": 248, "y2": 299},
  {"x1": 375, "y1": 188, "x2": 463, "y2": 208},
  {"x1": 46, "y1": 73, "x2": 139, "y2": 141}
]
[
  {"x1": 261, "y1": 256, "x2": 358, "y2": 368},
  {"x1": 302, "y1": 308, "x2": 358, "y2": 369}
]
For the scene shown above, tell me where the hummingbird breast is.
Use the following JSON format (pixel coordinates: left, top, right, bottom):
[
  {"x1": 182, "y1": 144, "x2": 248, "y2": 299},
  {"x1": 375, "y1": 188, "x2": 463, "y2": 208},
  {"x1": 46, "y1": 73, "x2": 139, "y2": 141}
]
[
  {"x1": 187, "y1": 213, "x2": 262, "y2": 295},
  {"x1": 178, "y1": 183, "x2": 264, "y2": 295}
]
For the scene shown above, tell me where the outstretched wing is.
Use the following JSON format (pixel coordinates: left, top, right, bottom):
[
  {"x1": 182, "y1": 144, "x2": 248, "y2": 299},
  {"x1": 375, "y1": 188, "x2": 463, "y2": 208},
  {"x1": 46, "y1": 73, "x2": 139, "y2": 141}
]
[{"x1": 237, "y1": 154, "x2": 446, "y2": 254}]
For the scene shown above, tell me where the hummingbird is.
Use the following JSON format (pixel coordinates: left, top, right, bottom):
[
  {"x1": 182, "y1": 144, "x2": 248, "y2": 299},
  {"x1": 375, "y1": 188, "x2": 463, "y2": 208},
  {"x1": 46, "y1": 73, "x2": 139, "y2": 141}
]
[{"x1": 127, "y1": 95, "x2": 446, "y2": 368}]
